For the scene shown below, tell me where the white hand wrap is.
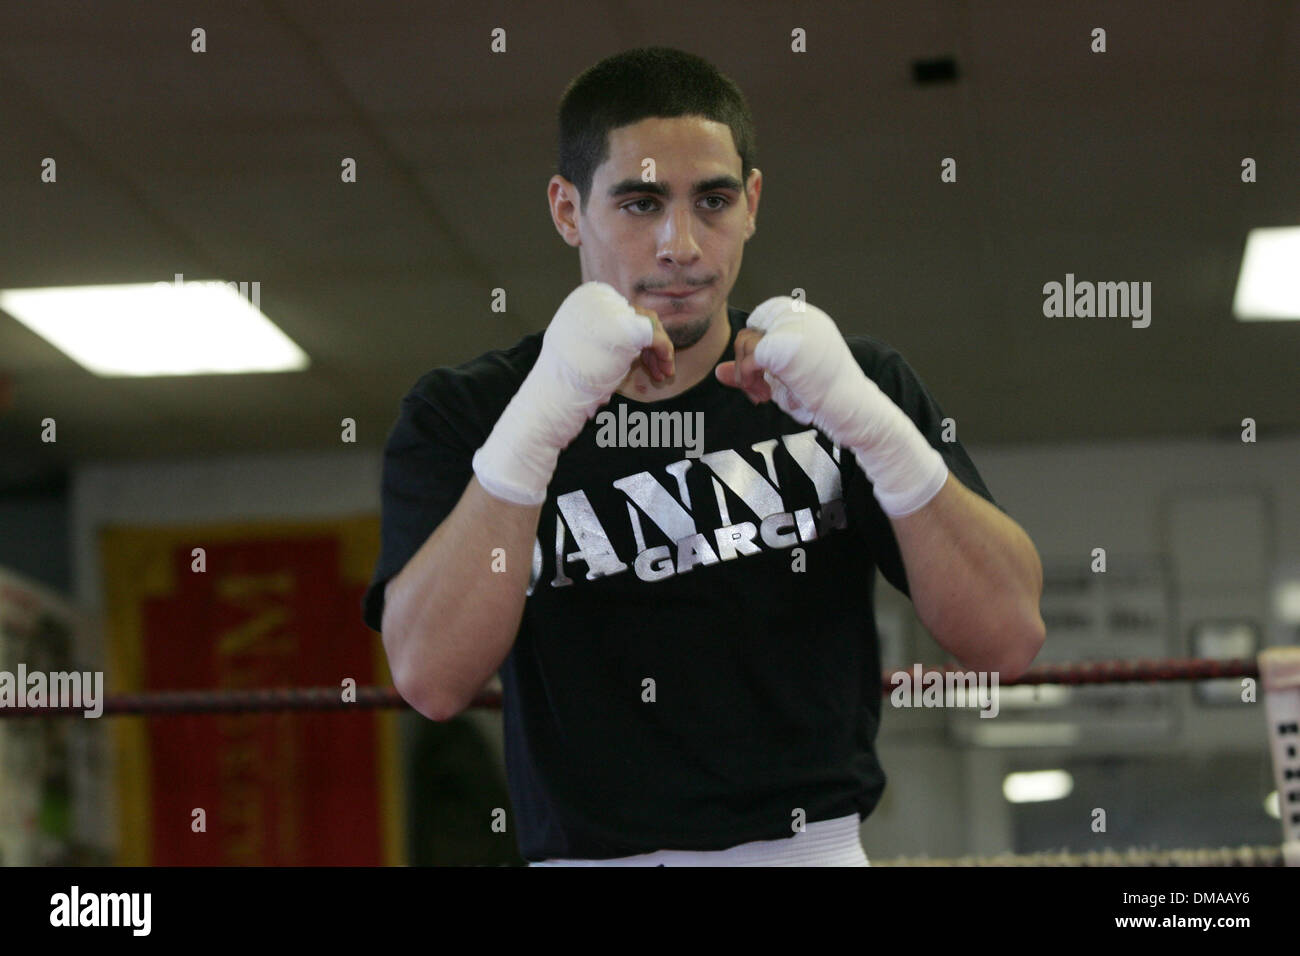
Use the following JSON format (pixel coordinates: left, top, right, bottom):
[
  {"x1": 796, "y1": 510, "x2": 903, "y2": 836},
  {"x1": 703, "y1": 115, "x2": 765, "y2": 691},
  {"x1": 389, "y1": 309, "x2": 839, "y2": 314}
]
[
  {"x1": 748, "y1": 297, "x2": 949, "y2": 517},
  {"x1": 472, "y1": 282, "x2": 654, "y2": 505}
]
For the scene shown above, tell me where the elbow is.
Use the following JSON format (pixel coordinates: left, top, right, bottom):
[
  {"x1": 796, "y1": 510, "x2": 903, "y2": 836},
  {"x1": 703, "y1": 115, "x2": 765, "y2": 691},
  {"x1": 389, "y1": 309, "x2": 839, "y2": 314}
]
[
  {"x1": 922, "y1": 601, "x2": 1045, "y2": 682},
  {"x1": 382, "y1": 621, "x2": 467, "y2": 723},
  {"x1": 393, "y1": 664, "x2": 467, "y2": 722},
  {"x1": 422, "y1": 677, "x2": 471, "y2": 722},
  {"x1": 996, "y1": 609, "x2": 1046, "y2": 683},
  {"x1": 997, "y1": 537, "x2": 1046, "y2": 682},
  {"x1": 420, "y1": 694, "x2": 468, "y2": 724}
]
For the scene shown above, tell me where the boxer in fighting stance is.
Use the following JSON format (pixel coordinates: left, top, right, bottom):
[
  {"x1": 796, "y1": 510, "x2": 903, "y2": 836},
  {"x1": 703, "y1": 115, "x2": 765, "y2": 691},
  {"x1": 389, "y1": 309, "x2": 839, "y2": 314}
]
[{"x1": 364, "y1": 47, "x2": 1045, "y2": 865}]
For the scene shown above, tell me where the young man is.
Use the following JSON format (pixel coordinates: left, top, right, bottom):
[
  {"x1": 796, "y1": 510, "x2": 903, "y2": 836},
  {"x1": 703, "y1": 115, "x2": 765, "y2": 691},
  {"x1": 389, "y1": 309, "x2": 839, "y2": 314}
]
[{"x1": 363, "y1": 47, "x2": 1045, "y2": 866}]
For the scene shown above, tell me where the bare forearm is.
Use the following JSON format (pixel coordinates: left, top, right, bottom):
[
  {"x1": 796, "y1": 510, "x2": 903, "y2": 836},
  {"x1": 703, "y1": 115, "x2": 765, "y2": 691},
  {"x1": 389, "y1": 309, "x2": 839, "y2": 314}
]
[
  {"x1": 891, "y1": 474, "x2": 1045, "y2": 679},
  {"x1": 382, "y1": 476, "x2": 541, "y2": 720}
]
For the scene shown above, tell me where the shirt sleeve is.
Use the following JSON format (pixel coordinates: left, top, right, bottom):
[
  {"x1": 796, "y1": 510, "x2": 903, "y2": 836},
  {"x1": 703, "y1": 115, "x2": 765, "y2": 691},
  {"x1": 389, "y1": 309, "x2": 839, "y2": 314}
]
[
  {"x1": 361, "y1": 380, "x2": 478, "y2": 633},
  {"x1": 843, "y1": 340, "x2": 1000, "y2": 600}
]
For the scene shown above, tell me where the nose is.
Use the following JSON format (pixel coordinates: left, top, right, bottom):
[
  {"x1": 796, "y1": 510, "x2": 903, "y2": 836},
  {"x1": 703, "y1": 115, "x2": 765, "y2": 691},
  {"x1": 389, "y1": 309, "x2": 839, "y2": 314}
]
[{"x1": 656, "y1": 204, "x2": 702, "y2": 268}]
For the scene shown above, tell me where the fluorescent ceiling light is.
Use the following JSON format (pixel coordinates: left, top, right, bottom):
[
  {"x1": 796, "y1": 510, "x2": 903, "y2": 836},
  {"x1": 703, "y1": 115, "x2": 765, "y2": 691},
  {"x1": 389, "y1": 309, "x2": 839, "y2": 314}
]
[
  {"x1": 970, "y1": 722, "x2": 1082, "y2": 748},
  {"x1": 1233, "y1": 227, "x2": 1300, "y2": 320},
  {"x1": 1274, "y1": 575, "x2": 1300, "y2": 625},
  {"x1": 1264, "y1": 790, "x2": 1279, "y2": 819},
  {"x1": 1003, "y1": 770, "x2": 1074, "y2": 804},
  {"x1": 0, "y1": 280, "x2": 310, "y2": 376},
  {"x1": 987, "y1": 684, "x2": 1071, "y2": 709}
]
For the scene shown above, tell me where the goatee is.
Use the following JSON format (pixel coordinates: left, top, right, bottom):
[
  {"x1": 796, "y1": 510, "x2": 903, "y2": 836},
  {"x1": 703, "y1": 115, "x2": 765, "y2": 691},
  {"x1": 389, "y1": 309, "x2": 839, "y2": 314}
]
[{"x1": 665, "y1": 315, "x2": 712, "y2": 350}]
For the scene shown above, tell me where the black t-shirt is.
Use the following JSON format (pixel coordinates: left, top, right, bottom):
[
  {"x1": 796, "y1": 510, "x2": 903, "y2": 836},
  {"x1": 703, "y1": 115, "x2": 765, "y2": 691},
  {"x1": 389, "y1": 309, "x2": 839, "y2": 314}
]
[{"x1": 362, "y1": 305, "x2": 999, "y2": 861}]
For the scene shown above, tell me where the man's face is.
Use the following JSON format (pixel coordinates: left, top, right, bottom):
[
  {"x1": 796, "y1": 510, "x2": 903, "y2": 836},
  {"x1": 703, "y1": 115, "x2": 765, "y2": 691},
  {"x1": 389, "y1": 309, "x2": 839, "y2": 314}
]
[{"x1": 550, "y1": 115, "x2": 761, "y2": 350}]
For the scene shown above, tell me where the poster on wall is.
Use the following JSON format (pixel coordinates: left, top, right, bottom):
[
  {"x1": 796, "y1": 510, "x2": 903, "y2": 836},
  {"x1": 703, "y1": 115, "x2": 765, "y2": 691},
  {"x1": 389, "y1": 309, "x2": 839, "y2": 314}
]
[{"x1": 100, "y1": 516, "x2": 402, "y2": 865}]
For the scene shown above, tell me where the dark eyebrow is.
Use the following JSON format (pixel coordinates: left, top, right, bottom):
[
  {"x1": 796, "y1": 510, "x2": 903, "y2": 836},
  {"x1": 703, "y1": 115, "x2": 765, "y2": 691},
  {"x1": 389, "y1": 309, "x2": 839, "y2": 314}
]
[{"x1": 606, "y1": 175, "x2": 744, "y2": 200}]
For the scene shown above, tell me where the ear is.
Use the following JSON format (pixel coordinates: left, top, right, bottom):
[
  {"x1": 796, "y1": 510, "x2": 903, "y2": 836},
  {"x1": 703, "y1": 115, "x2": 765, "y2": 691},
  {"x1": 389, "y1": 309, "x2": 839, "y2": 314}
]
[
  {"x1": 744, "y1": 167, "x2": 762, "y2": 240},
  {"x1": 548, "y1": 175, "x2": 583, "y2": 248}
]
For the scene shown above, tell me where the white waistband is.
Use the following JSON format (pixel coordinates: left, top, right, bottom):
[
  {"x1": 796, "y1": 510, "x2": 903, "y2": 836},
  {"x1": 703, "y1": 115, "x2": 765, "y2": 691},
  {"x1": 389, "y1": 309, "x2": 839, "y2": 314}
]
[{"x1": 530, "y1": 813, "x2": 869, "y2": 866}]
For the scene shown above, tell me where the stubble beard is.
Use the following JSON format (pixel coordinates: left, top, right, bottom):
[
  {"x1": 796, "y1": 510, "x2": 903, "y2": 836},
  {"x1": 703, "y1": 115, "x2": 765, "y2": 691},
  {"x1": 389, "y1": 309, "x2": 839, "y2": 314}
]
[{"x1": 663, "y1": 311, "x2": 713, "y2": 350}]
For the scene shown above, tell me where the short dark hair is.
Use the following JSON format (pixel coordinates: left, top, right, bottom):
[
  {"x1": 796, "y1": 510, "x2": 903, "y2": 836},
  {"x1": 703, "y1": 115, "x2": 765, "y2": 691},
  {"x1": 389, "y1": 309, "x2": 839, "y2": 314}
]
[{"x1": 557, "y1": 47, "x2": 757, "y2": 214}]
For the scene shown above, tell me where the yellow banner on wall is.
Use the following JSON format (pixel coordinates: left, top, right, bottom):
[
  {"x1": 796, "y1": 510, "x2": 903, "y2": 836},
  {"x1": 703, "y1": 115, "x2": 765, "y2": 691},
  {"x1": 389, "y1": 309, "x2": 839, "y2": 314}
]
[{"x1": 101, "y1": 516, "x2": 402, "y2": 865}]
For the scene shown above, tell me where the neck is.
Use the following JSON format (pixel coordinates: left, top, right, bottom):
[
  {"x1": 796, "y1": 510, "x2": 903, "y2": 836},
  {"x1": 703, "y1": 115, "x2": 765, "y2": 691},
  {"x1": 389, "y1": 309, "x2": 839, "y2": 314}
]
[{"x1": 615, "y1": 303, "x2": 732, "y2": 403}]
